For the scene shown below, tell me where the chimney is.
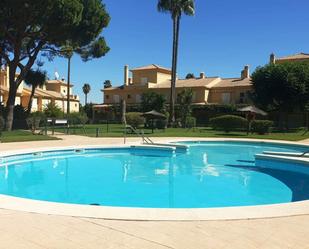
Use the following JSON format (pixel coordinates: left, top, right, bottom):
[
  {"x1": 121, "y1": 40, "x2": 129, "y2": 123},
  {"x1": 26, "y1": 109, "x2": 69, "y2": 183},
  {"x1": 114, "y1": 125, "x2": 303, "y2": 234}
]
[
  {"x1": 200, "y1": 72, "x2": 206, "y2": 79},
  {"x1": 270, "y1": 53, "x2": 276, "y2": 64},
  {"x1": 124, "y1": 65, "x2": 129, "y2": 86},
  {"x1": 241, "y1": 65, "x2": 250, "y2": 79}
]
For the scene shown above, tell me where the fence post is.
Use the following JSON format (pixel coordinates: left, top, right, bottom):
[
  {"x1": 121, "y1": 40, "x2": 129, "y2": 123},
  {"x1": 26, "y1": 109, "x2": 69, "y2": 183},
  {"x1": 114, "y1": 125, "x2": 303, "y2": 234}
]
[{"x1": 96, "y1": 127, "x2": 99, "y2": 137}]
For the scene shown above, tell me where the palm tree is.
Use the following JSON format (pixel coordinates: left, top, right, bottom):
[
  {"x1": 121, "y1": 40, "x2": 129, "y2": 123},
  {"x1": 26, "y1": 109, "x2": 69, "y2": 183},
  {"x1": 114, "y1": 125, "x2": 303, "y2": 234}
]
[
  {"x1": 82, "y1": 83, "x2": 91, "y2": 104},
  {"x1": 157, "y1": 0, "x2": 195, "y2": 126},
  {"x1": 60, "y1": 44, "x2": 74, "y2": 114},
  {"x1": 24, "y1": 69, "x2": 47, "y2": 114}
]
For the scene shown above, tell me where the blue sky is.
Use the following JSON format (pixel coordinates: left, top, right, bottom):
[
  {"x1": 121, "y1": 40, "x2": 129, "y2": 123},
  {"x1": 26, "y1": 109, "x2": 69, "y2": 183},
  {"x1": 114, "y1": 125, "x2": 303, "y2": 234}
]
[{"x1": 42, "y1": 0, "x2": 309, "y2": 104}]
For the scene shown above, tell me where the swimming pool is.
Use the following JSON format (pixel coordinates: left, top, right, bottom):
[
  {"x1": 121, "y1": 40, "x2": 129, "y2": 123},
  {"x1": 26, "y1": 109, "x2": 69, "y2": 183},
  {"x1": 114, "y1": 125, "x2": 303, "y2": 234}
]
[{"x1": 0, "y1": 141, "x2": 308, "y2": 209}]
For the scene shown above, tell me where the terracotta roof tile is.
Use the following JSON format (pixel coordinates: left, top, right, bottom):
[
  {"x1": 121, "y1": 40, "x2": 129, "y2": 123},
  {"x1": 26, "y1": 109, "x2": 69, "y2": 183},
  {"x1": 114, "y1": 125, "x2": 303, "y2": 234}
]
[
  {"x1": 131, "y1": 64, "x2": 171, "y2": 72},
  {"x1": 277, "y1": 53, "x2": 309, "y2": 61}
]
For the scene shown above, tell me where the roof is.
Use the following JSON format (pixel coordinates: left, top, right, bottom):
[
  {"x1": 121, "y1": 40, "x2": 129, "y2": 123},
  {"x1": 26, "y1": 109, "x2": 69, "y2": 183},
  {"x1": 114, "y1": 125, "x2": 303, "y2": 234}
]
[
  {"x1": 0, "y1": 84, "x2": 9, "y2": 92},
  {"x1": 102, "y1": 76, "x2": 252, "y2": 91},
  {"x1": 22, "y1": 86, "x2": 79, "y2": 101},
  {"x1": 276, "y1": 53, "x2": 309, "y2": 62},
  {"x1": 131, "y1": 64, "x2": 171, "y2": 73},
  {"x1": 211, "y1": 78, "x2": 252, "y2": 88},
  {"x1": 46, "y1": 79, "x2": 74, "y2": 87}
]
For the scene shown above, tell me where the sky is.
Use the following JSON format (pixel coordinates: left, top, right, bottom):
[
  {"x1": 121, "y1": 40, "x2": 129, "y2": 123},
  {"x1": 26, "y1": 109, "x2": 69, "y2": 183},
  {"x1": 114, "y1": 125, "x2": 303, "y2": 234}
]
[{"x1": 42, "y1": 0, "x2": 309, "y2": 104}]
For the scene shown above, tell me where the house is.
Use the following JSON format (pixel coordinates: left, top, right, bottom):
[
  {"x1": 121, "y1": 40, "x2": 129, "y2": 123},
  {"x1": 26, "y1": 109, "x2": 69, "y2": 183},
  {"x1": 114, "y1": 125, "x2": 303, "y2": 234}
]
[
  {"x1": 270, "y1": 52, "x2": 309, "y2": 64},
  {"x1": 99, "y1": 64, "x2": 252, "y2": 109},
  {"x1": 0, "y1": 65, "x2": 80, "y2": 113}
]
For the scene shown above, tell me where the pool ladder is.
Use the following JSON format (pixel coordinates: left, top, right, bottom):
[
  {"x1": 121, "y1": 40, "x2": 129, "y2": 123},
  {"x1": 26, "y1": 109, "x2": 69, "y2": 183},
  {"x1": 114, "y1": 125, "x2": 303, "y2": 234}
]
[
  {"x1": 298, "y1": 150, "x2": 309, "y2": 157},
  {"x1": 125, "y1": 125, "x2": 154, "y2": 144}
]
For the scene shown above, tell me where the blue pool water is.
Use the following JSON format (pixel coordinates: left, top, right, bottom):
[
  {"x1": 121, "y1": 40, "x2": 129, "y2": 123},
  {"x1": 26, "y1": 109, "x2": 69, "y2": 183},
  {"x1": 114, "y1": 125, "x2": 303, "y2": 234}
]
[{"x1": 0, "y1": 141, "x2": 308, "y2": 208}]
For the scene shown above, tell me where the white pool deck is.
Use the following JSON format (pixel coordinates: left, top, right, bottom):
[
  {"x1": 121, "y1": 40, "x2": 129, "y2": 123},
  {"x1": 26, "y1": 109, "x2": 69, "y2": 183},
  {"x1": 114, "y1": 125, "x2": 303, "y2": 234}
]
[{"x1": 1, "y1": 135, "x2": 309, "y2": 248}]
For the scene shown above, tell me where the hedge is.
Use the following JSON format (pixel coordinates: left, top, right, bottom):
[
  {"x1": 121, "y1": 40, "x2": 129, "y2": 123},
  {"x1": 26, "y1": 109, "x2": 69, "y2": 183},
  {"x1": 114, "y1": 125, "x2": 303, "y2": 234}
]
[{"x1": 210, "y1": 115, "x2": 247, "y2": 132}]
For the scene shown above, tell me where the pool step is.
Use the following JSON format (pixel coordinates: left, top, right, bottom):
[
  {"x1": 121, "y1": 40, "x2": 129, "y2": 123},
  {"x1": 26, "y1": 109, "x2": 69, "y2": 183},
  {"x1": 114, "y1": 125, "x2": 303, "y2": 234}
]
[
  {"x1": 263, "y1": 151, "x2": 309, "y2": 158},
  {"x1": 130, "y1": 145, "x2": 176, "y2": 157},
  {"x1": 142, "y1": 143, "x2": 189, "y2": 153}
]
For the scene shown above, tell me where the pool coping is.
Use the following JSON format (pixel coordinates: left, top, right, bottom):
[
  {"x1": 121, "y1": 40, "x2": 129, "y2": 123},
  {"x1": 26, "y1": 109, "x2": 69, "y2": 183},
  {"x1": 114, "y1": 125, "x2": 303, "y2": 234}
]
[{"x1": 0, "y1": 138, "x2": 309, "y2": 221}]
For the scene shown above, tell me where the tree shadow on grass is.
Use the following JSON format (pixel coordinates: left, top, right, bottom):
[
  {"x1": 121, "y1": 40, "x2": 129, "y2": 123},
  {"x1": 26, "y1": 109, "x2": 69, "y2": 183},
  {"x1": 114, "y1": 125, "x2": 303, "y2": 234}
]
[{"x1": 215, "y1": 133, "x2": 247, "y2": 137}]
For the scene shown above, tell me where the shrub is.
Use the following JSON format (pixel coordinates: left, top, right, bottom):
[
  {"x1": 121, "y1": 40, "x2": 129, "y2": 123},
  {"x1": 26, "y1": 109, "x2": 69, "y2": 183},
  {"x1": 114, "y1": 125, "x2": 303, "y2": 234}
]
[
  {"x1": 186, "y1": 116, "x2": 196, "y2": 128},
  {"x1": 125, "y1": 112, "x2": 145, "y2": 129},
  {"x1": 44, "y1": 102, "x2": 63, "y2": 118},
  {"x1": 67, "y1": 112, "x2": 88, "y2": 126},
  {"x1": 210, "y1": 115, "x2": 247, "y2": 132},
  {"x1": 27, "y1": 112, "x2": 45, "y2": 133},
  {"x1": 12, "y1": 105, "x2": 28, "y2": 129},
  {"x1": 0, "y1": 116, "x2": 4, "y2": 132},
  {"x1": 251, "y1": 120, "x2": 273, "y2": 134},
  {"x1": 155, "y1": 119, "x2": 167, "y2": 129}
]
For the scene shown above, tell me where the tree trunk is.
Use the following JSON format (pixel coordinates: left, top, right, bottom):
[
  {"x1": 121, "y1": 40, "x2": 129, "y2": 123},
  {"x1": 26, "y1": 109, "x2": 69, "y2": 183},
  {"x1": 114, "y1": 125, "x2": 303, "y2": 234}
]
[
  {"x1": 66, "y1": 56, "x2": 71, "y2": 115},
  {"x1": 168, "y1": 15, "x2": 180, "y2": 127},
  {"x1": 27, "y1": 86, "x2": 36, "y2": 115},
  {"x1": 85, "y1": 93, "x2": 87, "y2": 105},
  {"x1": 5, "y1": 64, "x2": 18, "y2": 131},
  {"x1": 121, "y1": 99, "x2": 126, "y2": 125}
]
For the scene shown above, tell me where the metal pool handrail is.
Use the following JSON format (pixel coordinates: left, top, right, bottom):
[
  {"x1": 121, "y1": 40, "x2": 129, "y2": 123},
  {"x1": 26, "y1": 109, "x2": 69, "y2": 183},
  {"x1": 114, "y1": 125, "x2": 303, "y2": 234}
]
[{"x1": 298, "y1": 150, "x2": 309, "y2": 157}]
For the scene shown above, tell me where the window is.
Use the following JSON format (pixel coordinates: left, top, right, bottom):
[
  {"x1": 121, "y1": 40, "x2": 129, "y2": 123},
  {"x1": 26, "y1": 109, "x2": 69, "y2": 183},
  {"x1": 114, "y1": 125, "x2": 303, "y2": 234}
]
[
  {"x1": 239, "y1": 92, "x2": 245, "y2": 104},
  {"x1": 113, "y1": 95, "x2": 120, "y2": 103},
  {"x1": 63, "y1": 89, "x2": 66, "y2": 93},
  {"x1": 135, "y1": 94, "x2": 142, "y2": 103},
  {"x1": 105, "y1": 95, "x2": 109, "y2": 99},
  {"x1": 127, "y1": 94, "x2": 131, "y2": 99},
  {"x1": 141, "y1": 77, "x2": 148, "y2": 85},
  {"x1": 221, "y1": 93, "x2": 231, "y2": 104}
]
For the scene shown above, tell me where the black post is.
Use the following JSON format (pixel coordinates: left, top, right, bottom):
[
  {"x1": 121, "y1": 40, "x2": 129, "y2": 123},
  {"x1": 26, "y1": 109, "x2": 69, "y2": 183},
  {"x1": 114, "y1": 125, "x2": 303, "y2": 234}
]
[{"x1": 96, "y1": 127, "x2": 99, "y2": 137}]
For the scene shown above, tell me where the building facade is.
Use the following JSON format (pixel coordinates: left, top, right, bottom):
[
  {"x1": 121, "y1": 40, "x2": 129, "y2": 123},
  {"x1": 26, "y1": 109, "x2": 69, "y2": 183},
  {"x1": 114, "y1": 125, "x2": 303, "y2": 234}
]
[
  {"x1": 99, "y1": 64, "x2": 252, "y2": 108},
  {"x1": 0, "y1": 66, "x2": 80, "y2": 113}
]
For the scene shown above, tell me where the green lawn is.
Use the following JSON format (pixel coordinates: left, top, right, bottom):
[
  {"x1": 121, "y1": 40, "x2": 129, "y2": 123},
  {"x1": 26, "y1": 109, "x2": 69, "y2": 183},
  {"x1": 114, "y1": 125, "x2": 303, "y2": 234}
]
[
  {"x1": 0, "y1": 130, "x2": 59, "y2": 143},
  {"x1": 53, "y1": 124, "x2": 309, "y2": 141}
]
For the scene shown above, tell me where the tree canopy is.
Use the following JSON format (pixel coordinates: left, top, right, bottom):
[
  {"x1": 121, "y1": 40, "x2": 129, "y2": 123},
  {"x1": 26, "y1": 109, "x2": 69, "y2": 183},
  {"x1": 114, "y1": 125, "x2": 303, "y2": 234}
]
[
  {"x1": 0, "y1": 0, "x2": 110, "y2": 130},
  {"x1": 104, "y1": 80, "x2": 112, "y2": 89},
  {"x1": 141, "y1": 92, "x2": 166, "y2": 113},
  {"x1": 185, "y1": 73, "x2": 195, "y2": 79},
  {"x1": 251, "y1": 62, "x2": 309, "y2": 112}
]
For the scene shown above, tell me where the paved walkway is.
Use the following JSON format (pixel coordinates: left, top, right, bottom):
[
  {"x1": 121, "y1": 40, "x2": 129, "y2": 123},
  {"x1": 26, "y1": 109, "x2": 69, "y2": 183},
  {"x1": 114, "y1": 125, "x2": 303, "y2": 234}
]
[{"x1": 0, "y1": 135, "x2": 309, "y2": 249}]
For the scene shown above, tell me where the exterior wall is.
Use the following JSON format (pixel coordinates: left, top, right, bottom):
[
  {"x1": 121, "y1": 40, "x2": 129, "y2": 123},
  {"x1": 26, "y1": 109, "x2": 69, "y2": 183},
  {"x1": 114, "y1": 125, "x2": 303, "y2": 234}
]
[
  {"x1": 0, "y1": 68, "x2": 80, "y2": 112},
  {"x1": 208, "y1": 86, "x2": 252, "y2": 104},
  {"x1": 131, "y1": 70, "x2": 171, "y2": 85},
  {"x1": 156, "y1": 72, "x2": 171, "y2": 84},
  {"x1": 104, "y1": 87, "x2": 208, "y2": 105},
  {"x1": 70, "y1": 101, "x2": 79, "y2": 112},
  {"x1": 60, "y1": 85, "x2": 72, "y2": 95}
]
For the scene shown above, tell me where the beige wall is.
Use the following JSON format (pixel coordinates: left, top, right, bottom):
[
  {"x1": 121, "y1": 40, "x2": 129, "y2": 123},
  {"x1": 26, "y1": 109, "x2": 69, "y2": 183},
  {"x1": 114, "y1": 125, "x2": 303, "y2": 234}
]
[
  {"x1": 208, "y1": 86, "x2": 252, "y2": 104},
  {"x1": 0, "y1": 69, "x2": 80, "y2": 113},
  {"x1": 104, "y1": 85, "x2": 252, "y2": 106},
  {"x1": 104, "y1": 87, "x2": 209, "y2": 105},
  {"x1": 131, "y1": 70, "x2": 171, "y2": 86}
]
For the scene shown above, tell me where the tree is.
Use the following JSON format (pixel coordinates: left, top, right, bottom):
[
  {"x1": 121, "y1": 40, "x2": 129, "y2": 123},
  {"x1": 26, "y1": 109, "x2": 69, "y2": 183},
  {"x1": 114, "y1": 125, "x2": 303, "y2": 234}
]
[
  {"x1": 82, "y1": 83, "x2": 91, "y2": 104},
  {"x1": 24, "y1": 69, "x2": 47, "y2": 114},
  {"x1": 60, "y1": 37, "x2": 109, "y2": 114},
  {"x1": 251, "y1": 62, "x2": 309, "y2": 129},
  {"x1": 44, "y1": 102, "x2": 63, "y2": 118},
  {"x1": 141, "y1": 92, "x2": 166, "y2": 113},
  {"x1": 0, "y1": 0, "x2": 110, "y2": 130},
  {"x1": 157, "y1": 0, "x2": 195, "y2": 126},
  {"x1": 177, "y1": 88, "x2": 193, "y2": 127},
  {"x1": 185, "y1": 73, "x2": 195, "y2": 79},
  {"x1": 104, "y1": 80, "x2": 112, "y2": 89}
]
